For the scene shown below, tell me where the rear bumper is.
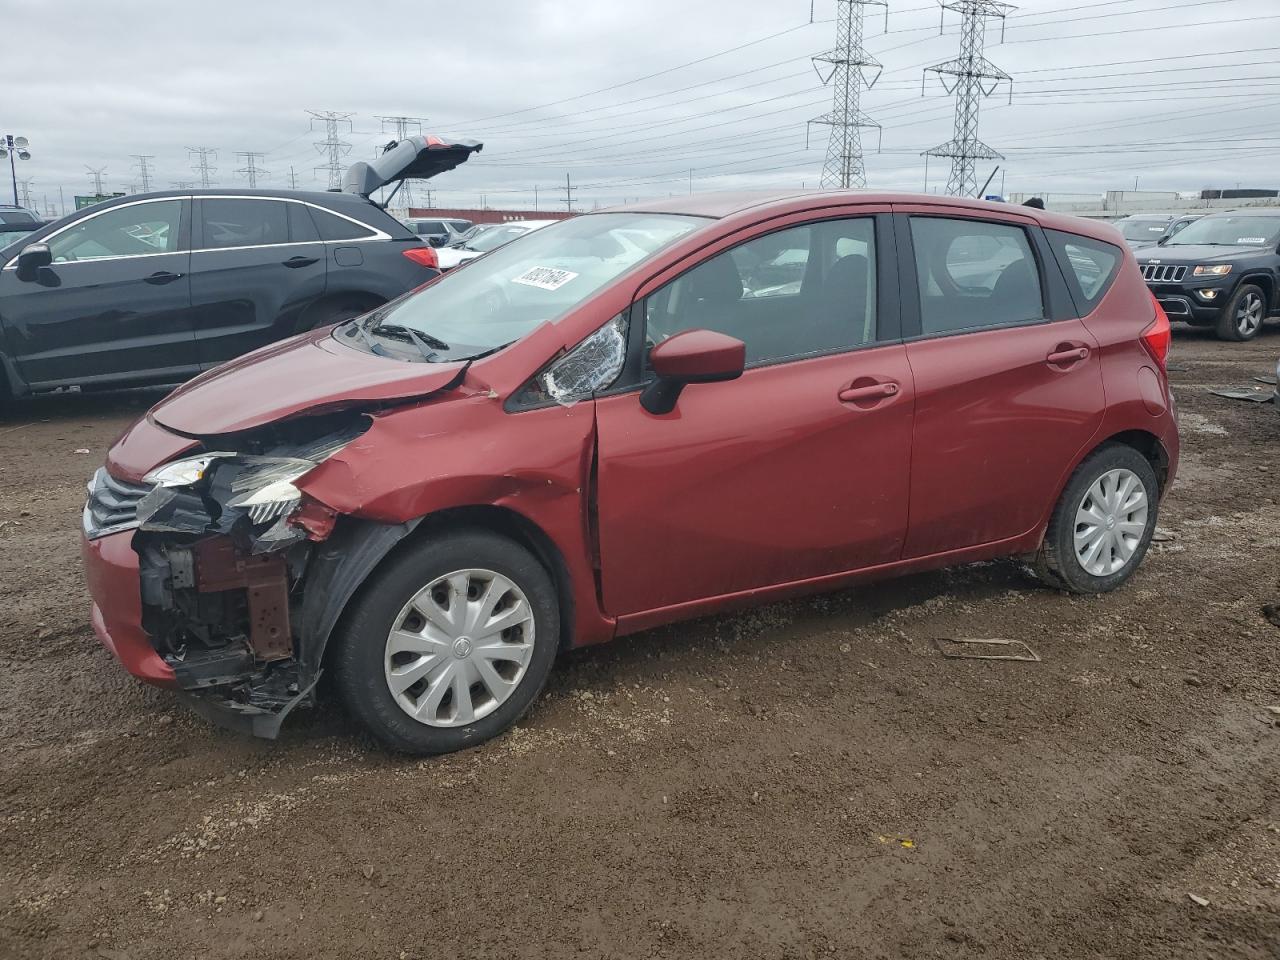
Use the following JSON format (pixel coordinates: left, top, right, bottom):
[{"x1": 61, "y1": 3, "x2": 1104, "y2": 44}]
[{"x1": 81, "y1": 530, "x2": 175, "y2": 687}]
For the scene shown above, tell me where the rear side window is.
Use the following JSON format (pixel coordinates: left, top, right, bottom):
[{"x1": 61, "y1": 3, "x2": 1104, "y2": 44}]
[
  {"x1": 1046, "y1": 229, "x2": 1121, "y2": 312},
  {"x1": 200, "y1": 199, "x2": 288, "y2": 249},
  {"x1": 288, "y1": 202, "x2": 320, "y2": 243},
  {"x1": 909, "y1": 217, "x2": 1045, "y2": 336},
  {"x1": 311, "y1": 207, "x2": 377, "y2": 241}
]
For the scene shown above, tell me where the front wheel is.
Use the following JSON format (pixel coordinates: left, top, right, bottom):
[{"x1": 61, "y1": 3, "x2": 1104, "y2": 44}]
[
  {"x1": 1216, "y1": 283, "x2": 1266, "y2": 341},
  {"x1": 1034, "y1": 444, "x2": 1160, "y2": 594},
  {"x1": 332, "y1": 530, "x2": 560, "y2": 755}
]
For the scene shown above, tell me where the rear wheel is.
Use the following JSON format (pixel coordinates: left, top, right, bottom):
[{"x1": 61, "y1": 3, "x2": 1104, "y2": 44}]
[
  {"x1": 1216, "y1": 283, "x2": 1266, "y2": 341},
  {"x1": 1034, "y1": 444, "x2": 1159, "y2": 594},
  {"x1": 297, "y1": 295, "x2": 383, "y2": 334},
  {"x1": 332, "y1": 530, "x2": 559, "y2": 755}
]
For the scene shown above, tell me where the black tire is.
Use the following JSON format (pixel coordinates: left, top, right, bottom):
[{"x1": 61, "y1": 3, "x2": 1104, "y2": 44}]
[
  {"x1": 331, "y1": 530, "x2": 559, "y2": 755},
  {"x1": 297, "y1": 295, "x2": 382, "y2": 333},
  {"x1": 1215, "y1": 283, "x2": 1266, "y2": 342},
  {"x1": 1034, "y1": 443, "x2": 1160, "y2": 594}
]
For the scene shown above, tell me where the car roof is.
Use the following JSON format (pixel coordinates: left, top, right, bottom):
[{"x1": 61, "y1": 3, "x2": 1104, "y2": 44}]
[
  {"x1": 1197, "y1": 207, "x2": 1280, "y2": 217},
  {"x1": 78, "y1": 188, "x2": 375, "y2": 211},
  {"x1": 599, "y1": 190, "x2": 1125, "y2": 245}
]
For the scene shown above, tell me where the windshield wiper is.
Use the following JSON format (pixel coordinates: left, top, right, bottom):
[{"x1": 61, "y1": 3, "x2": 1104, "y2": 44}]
[
  {"x1": 367, "y1": 319, "x2": 450, "y2": 361},
  {"x1": 343, "y1": 317, "x2": 393, "y2": 357}
]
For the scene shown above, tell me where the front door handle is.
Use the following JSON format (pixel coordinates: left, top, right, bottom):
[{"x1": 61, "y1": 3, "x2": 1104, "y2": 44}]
[
  {"x1": 143, "y1": 271, "x2": 183, "y2": 285},
  {"x1": 283, "y1": 256, "x2": 320, "y2": 268},
  {"x1": 1047, "y1": 345, "x2": 1090, "y2": 366},
  {"x1": 838, "y1": 381, "x2": 900, "y2": 403}
]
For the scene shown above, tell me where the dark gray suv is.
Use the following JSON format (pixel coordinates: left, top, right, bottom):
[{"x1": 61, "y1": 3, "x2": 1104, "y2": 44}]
[{"x1": 0, "y1": 136, "x2": 480, "y2": 403}]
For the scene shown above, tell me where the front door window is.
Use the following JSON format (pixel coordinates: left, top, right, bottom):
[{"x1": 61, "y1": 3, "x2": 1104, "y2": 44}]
[{"x1": 48, "y1": 200, "x2": 183, "y2": 262}]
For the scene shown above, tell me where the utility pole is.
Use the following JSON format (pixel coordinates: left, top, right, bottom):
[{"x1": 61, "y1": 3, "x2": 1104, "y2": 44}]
[
  {"x1": 235, "y1": 151, "x2": 268, "y2": 188},
  {"x1": 130, "y1": 154, "x2": 154, "y2": 193},
  {"x1": 85, "y1": 165, "x2": 107, "y2": 196},
  {"x1": 422, "y1": 187, "x2": 435, "y2": 210},
  {"x1": 534, "y1": 185, "x2": 539, "y2": 211},
  {"x1": 561, "y1": 173, "x2": 577, "y2": 212},
  {"x1": 309, "y1": 110, "x2": 353, "y2": 190},
  {"x1": 58, "y1": 185, "x2": 65, "y2": 217},
  {"x1": 287, "y1": 165, "x2": 299, "y2": 189},
  {"x1": 187, "y1": 146, "x2": 218, "y2": 188},
  {"x1": 809, "y1": 0, "x2": 888, "y2": 190},
  {"x1": 922, "y1": 0, "x2": 1014, "y2": 198}
]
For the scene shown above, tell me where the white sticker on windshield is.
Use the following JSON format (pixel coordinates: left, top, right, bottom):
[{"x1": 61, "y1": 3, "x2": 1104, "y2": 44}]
[
  {"x1": 1238, "y1": 237, "x2": 1266, "y2": 244},
  {"x1": 512, "y1": 266, "x2": 579, "y2": 291}
]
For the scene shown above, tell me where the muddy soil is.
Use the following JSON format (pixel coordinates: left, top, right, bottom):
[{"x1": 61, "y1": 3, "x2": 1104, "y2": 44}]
[{"x1": 1, "y1": 327, "x2": 1278, "y2": 960}]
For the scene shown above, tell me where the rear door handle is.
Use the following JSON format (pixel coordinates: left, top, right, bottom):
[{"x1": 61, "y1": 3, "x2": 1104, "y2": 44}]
[
  {"x1": 283, "y1": 256, "x2": 320, "y2": 268},
  {"x1": 1047, "y1": 345, "x2": 1090, "y2": 365},
  {"x1": 838, "y1": 381, "x2": 900, "y2": 403},
  {"x1": 143, "y1": 271, "x2": 183, "y2": 285}
]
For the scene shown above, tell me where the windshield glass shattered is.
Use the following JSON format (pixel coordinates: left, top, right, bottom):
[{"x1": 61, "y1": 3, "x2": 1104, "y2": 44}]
[
  {"x1": 341, "y1": 213, "x2": 705, "y2": 361},
  {"x1": 1165, "y1": 215, "x2": 1280, "y2": 247}
]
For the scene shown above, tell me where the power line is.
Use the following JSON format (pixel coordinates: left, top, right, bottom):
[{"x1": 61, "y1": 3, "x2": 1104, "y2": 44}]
[
  {"x1": 809, "y1": 0, "x2": 888, "y2": 189},
  {"x1": 234, "y1": 151, "x2": 269, "y2": 188},
  {"x1": 309, "y1": 110, "x2": 353, "y2": 190},
  {"x1": 187, "y1": 146, "x2": 217, "y2": 188},
  {"x1": 923, "y1": 0, "x2": 1015, "y2": 197},
  {"x1": 84, "y1": 166, "x2": 107, "y2": 195},
  {"x1": 130, "y1": 154, "x2": 154, "y2": 193}
]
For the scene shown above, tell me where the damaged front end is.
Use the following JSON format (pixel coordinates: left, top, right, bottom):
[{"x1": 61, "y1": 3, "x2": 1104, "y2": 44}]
[{"x1": 109, "y1": 415, "x2": 362, "y2": 738}]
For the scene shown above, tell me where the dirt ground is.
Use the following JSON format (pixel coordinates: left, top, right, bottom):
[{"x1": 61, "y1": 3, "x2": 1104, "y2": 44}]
[{"x1": 0, "y1": 326, "x2": 1277, "y2": 960}]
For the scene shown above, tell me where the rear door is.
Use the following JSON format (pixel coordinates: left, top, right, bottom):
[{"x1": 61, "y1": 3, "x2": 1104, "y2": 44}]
[
  {"x1": 594, "y1": 207, "x2": 915, "y2": 619},
  {"x1": 895, "y1": 205, "x2": 1105, "y2": 558},
  {"x1": 0, "y1": 196, "x2": 197, "y2": 387},
  {"x1": 189, "y1": 197, "x2": 328, "y2": 367}
]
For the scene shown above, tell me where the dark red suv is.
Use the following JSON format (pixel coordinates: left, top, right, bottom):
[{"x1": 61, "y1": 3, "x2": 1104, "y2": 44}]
[{"x1": 80, "y1": 191, "x2": 1178, "y2": 754}]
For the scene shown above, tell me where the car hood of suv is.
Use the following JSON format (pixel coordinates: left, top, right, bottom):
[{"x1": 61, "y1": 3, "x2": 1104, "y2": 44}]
[
  {"x1": 149, "y1": 327, "x2": 467, "y2": 437},
  {"x1": 343, "y1": 135, "x2": 483, "y2": 199},
  {"x1": 1140, "y1": 244, "x2": 1272, "y2": 263}
]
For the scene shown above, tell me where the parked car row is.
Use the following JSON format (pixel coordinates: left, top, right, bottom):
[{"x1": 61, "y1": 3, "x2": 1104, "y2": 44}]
[
  {"x1": 80, "y1": 191, "x2": 1178, "y2": 755},
  {"x1": 0, "y1": 135, "x2": 482, "y2": 404}
]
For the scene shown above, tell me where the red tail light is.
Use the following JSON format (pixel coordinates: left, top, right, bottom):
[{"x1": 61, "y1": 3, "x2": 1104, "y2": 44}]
[
  {"x1": 1141, "y1": 294, "x2": 1171, "y2": 370},
  {"x1": 403, "y1": 246, "x2": 439, "y2": 269}
]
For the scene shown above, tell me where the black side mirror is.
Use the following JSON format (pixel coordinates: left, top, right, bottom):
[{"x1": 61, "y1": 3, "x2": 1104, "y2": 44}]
[
  {"x1": 1156, "y1": 236, "x2": 1169, "y2": 246},
  {"x1": 15, "y1": 242, "x2": 52, "y2": 282}
]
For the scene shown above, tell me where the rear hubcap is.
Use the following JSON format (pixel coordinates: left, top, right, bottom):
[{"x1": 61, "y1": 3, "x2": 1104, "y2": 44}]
[
  {"x1": 383, "y1": 568, "x2": 535, "y2": 728},
  {"x1": 1073, "y1": 468, "x2": 1149, "y2": 577}
]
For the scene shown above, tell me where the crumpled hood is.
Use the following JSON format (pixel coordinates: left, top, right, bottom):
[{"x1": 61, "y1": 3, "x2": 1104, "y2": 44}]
[{"x1": 150, "y1": 328, "x2": 466, "y2": 436}]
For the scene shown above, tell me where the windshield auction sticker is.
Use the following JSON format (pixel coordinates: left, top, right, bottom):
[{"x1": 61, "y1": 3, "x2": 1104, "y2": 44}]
[{"x1": 512, "y1": 266, "x2": 579, "y2": 291}]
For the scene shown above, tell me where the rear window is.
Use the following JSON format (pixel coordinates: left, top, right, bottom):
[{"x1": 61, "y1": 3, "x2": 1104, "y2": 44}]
[
  {"x1": 0, "y1": 211, "x2": 35, "y2": 224},
  {"x1": 311, "y1": 207, "x2": 377, "y2": 241},
  {"x1": 1046, "y1": 230, "x2": 1122, "y2": 312}
]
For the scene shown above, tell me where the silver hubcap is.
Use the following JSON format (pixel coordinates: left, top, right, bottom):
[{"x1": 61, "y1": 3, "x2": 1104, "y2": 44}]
[
  {"x1": 1237, "y1": 293, "x2": 1264, "y2": 335},
  {"x1": 1073, "y1": 468, "x2": 1149, "y2": 577},
  {"x1": 383, "y1": 568, "x2": 535, "y2": 728}
]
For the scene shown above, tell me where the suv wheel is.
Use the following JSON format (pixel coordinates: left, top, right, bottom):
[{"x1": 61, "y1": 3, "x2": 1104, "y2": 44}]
[
  {"x1": 332, "y1": 530, "x2": 559, "y2": 755},
  {"x1": 1034, "y1": 444, "x2": 1159, "y2": 594},
  {"x1": 1216, "y1": 283, "x2": 1266, "y2": 341}
]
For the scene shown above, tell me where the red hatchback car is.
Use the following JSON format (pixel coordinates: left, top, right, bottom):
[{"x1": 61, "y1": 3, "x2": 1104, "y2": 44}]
[{"x1": 81, "y1": 191, "x2": 1178, "y2": 754}]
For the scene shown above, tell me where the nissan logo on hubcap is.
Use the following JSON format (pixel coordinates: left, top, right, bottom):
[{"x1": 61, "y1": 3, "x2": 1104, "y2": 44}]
[{"x1": 453, "y1": 637, "x2": 473, "y2": 658}]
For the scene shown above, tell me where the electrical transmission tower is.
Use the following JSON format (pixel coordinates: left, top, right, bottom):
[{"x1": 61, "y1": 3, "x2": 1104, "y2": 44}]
[
  {"x1": 130, "y1": 154, "x2": 154, "y2": 193},
  {"x1": 809, "y1": 0, "x2": 888, "y2": 190},
  {"x1": 378, "y1": 116, "x2": 427, "y2": 209},
  {"x1": 235, "y1": 152, "x2": 269, "y2": 188},
  {"x1": 85, "y1": 166, "x2": 107, "y2": 195},
  {"x1": 921, "y1": 0, "x2": 1015, "y2": 197},
  {"x1": 309, "y1": 110, "x2": 353, "y2": 189},
  {"x1": 187, "y1": 146, "x2": 218, "y2": 187}
]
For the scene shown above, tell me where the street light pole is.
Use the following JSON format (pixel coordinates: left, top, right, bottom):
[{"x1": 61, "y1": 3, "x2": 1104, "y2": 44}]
[
  {"x1": 7, "y1": 137, "x2": 17, "y2": 207},
  {"x1": 2, "y1": 134, "x2": 32, "y2": 208}
]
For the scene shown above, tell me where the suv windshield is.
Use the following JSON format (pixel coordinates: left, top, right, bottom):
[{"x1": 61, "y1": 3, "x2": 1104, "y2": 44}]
[
  {"x1": 349, "y1": 213, "x2": 704, "y2": 359},
  {"x1": 1165, "y1": 215, "x2": 1280, "y2": 247},
  {"x1": 467, "y1": 224, "x2": 535, "y2": 252}
]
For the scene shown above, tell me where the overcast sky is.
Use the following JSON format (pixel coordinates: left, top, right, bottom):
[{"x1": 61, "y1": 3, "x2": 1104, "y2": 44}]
[{"x1": 6, "y1": 0, "x2": 1279, "y2": 216}]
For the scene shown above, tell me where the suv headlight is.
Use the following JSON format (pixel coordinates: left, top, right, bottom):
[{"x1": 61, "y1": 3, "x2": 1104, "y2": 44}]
[{"x1": 1192, "y1": 264, "x2": 1232, "y2": 277}]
